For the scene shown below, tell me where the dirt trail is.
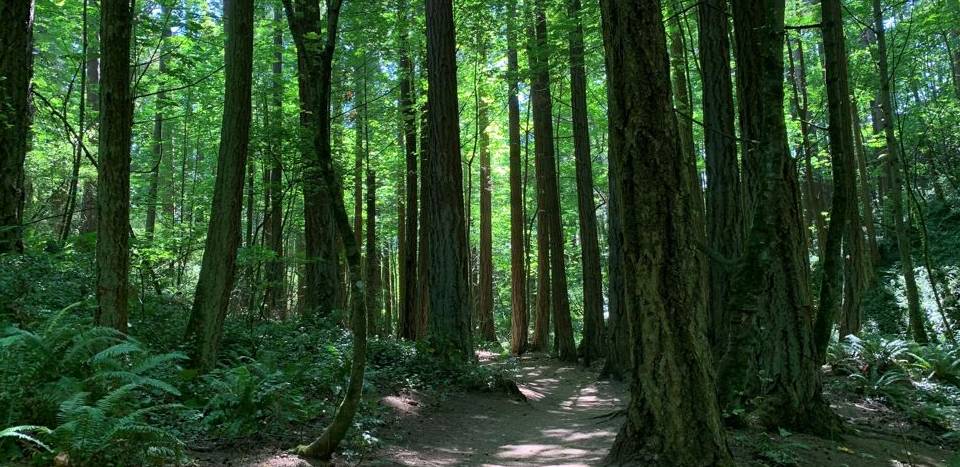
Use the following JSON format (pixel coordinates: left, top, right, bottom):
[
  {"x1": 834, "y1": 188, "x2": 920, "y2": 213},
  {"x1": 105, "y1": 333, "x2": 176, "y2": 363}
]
[{"x1": 372, "y1": 355, "x2": 626, "y2": 467}]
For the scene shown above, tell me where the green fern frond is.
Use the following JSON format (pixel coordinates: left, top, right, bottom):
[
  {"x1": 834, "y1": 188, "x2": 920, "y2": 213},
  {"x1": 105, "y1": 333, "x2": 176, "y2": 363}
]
[
  {"x1": 0, "y1": 425, "x2": 53, "y2": 452},
  {"x1": 91, "y1": 341, "x2": 144, "y2": 365},
  {"x1": 132, "y1": 352, "x2": 188, "y2": 375},
  {"x1": 43, "y1": 301, "x2": 84, "y2": 334}
]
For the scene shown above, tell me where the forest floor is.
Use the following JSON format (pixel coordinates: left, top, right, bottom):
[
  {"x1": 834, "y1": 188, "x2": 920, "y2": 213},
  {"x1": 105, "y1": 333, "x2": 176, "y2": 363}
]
[{"x1": 198, "y1": 353, "x2": 958, "y2": 467}]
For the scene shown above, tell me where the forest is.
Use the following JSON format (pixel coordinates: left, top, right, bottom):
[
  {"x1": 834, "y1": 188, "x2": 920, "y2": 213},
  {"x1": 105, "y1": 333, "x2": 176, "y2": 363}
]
[{"x1": 2, "y1": 0, "x2": 960, "y2": 464}]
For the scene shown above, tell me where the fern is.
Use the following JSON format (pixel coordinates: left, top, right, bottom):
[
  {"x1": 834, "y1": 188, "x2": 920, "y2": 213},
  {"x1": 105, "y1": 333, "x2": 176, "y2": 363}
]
[{"x1": 0, "y1": 425, "x2": 52, "y2": 452}]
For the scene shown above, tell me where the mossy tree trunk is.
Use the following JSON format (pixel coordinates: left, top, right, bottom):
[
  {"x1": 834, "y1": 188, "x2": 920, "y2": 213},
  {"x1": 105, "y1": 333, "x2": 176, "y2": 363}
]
[
  {"x1": 95, "y1": 0, "x2": 134, "y2": 332},
  {"x1": 599, "y1": 0, "x2": 732, "y2": 463},
  {"x1": 184, "y1": 0, "x2": 255, "y2": 369}
]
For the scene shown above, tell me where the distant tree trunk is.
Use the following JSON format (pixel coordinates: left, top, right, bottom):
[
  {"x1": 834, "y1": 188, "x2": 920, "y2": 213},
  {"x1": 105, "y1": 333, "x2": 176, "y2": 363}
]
[
  {"x1": 507, "y1": 1, "x2": 528, "y2": 356},
  {"x1": 353, "y1": 67, "x2": 364, "y2": 256},
  {"x1": 424, "y1": 0, "x2": 473, "y2": 360},
  {"x1": 59, "y1": 0, "x2": 90, "y2": 243},
  {"x1": 397, "y1": 0, "x2": 419, "y2": 340},
  {"x1": 786, "y1": 34, "x2": 826, "y2": 256},
  {"x1": 698, "y1": 0, "x2": 742, "y2": 355},
  {"x1": 599, "y1": 1, "x2": 731, "y2": 463},
  {"x1": 815, "y1": 0, "x2": 864, "y2": 362},
  {"x1": 95, "y1": 0, "x2": 134, "y2": 331},
  {"x1": 948, "y1": 0, "x2": 960, "y2": 99},
  {"x1": 528, "y1": 0, "x2": 576, "y2": 361},
  {"x1": 477, "y1": 44, "x2": 496, "y2": 343},
  {"x1": 79, "y1": 181, "x2": 98, "y2": 234},
  {"x1": 851, "y1": 98, "x2": 880, "y2": 267},
  {"x1": 264, "y1": 4, "x2": 286, "y2": 318},
  {"x1": 719, "y1": 0, "x2": 839, "y2": 432},
  {"x1": 872, "y1": 0, "x2": 928, "y2": 344},
  {"x1": 416, "y1": 102, "x2": 430, "y2": 339},
  {"x1": 287, "y1": 0, "x2": 339, "y2": 317},
  {"x1": 80, "y1": 11, "x2": 99, "y2": 238},
  {"x1": 532, "y1": 213, "x2": 551, "y2": 352},
  {"x1": 365, "y1": 165, "x2": 381, "y2": 336},
  {"x1": 0, "y1": 0, "x2": 35, "y2": 253},
  {"x1": 146, "y1": 6, "x2": 173, "y2": 241},
  {"x1": 184, "y1": 0, "x2": 255, "y2": 369},
  {"x1": 567, "y1": 0, "x2": 603, "y2": 364}
]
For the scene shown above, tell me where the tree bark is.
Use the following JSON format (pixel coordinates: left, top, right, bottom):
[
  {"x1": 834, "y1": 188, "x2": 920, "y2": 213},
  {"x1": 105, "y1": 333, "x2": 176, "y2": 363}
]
[
  {"x1": 528, "y1": 0, "x2": 576, "y2": 361},
  {"x1": 365, "y1": 165, "x2": 381, "y2": 336},
  {"x1": 0, "y1": 0, "x2": 35, "y2": 253},
  {"x1": 397, "y1": 0, "x2": 419, "y2": 340},
  {"x1": 184, "y1": 0, "x2": 255, "y2": 369},
  {"x1": 476, "y1": 43, "x2": 496, "y2": 343},
  {"x1": 507, "y1": 0, "x2": 528, "y2": 356},
  {"x1": 599, "y1": 1, "x2": 731, "y2": 463},
  {"x1": 264, "y1": 4, "x2": 286, "y2": 318},
  {"x1": 424, "y1": 0, "x2": 473, "y2": 360},
  {"x1": 815, "y1": 0, "x2": 865, "y2": 362},
  {"x1": 95, "y1": 0, "x2": 134, "y2": 332},
  {"x1": 566, "y1": 0, "x2": 603, "y2": 364},
  {"x1": 871, "y1": 0, "x2": 928, "y2": 344},
  {"x1": 698, "y1": 0, "x2": 743, "y2": 355},
  {"x1": 719, "y1": 0, "x2": 839, "y2": 432}
]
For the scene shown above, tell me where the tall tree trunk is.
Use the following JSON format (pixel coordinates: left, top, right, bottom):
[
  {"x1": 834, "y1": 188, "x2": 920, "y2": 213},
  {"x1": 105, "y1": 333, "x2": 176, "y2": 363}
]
[
  {"x1": 289, "y1": 0, "x2": 339, "y2": 318},
  {"x1": 184, "y1": 0, "x2": 255, "y2": 369},
  {"x1": 815, "y1": 0, "x2": 864, "y2": 362},
  {"x1": 871, "y1": 0, "x2": 928, "y2": 344},
  {"x1": 851, "y1": 98, "x2": 880, "y2": 267},
  {"x1": 0, "y1": 0, "x2": 35, "y2": 253},
  {"x1": 507, "y1": 0, "x2": 528, "y2": 356},
  {"x1": 599, "y1": 1, "x2": 731, "y2": 463},
  {"x1": 786, "y1": 34, "x2": 826, "y2": 257},
  {"x1": 59, "y1": 0, "x2": 90, "y2": 244},
  {"x1": 416, "y1": 102, "x2": 430, "y2": 339},
  {"x1": 282, "y1": 0, "x2": 367, "y2": 458},
  {"x1": 528, "y1": 0, "x2": 576, "y2": 361},
  {"x1": 365, "y1": 165, "x2": 381, "y2": 336},
  {"x1": 397, "y1": 0, "x2": 419, "y2": 340},
  {"x1": 264, "y1": 4, "x2": 286, "y2": 318},
  {"x1": 567, "y1": 0, "x2": 603, "y2": 364},
  {"x1": 477, "y1": 45, "x2": 496, "y2": 343},
  {"x1": 95, "y1": 0, "x2": 133, "y2": 331},
  {"x1": 146, "y1": 6, "x2": 173, "y2": 241},
  {"x1": 719, "y1": 0, "x2": 838, "y2": 432},
  {"x1": 424, "y1": 0, "x2": 473, "y2": 360},
  {"x1": 698, "y1": 0, "x2": 743, "y2": 355}
]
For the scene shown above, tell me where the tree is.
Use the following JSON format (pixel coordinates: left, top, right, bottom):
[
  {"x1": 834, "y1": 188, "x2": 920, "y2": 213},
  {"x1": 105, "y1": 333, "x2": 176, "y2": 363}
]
[
  {"x1": 397, "y1": 0, "x2": 419, "y2": 341},
  {"x1": 282, "y1": 0, "x2": 368, "y2": 458},
  {"x1": 424, "y1": 0, "x2": 473, "y2": 360},
  {"x1": 698, "y1": 0, "x2": 743, "y2": 354},
  {"x1": 366, "y1": 161, "x2": 381, "y2": 336},
  {"x1": 528, "y1": 0, "x2": 576, "y2": 361},
  {"x1": 477, "y1": 42, "x2": 496, "y2": 343},
  {"x1": 871, "y1": 0, "x2": 929, "y2": 344},
  {"x1": 814, "y1": 0, "x2": 866, "y2": 361},
  {"x1": 718, "y1": 0, "x2": 838, "y2": 432},
  {"x1": 95, "y1": 0, "x2": 134, "y2": 332},
  {"x1": 264, "y1": 4, "x2": 286, "y2": 317},
  {"x1": 506, "y1": 0, "x2": 528, "y2": 356},
  {"x1": 598, "y1": 0, "x2": 731, "y2": 463},
  {"x1": 0, "y1": 0, "x2": 35, "y2": 253},
  {"x1": 567, "y1": 0, "x2": 603, "y2": 364},
  {"x1": 184, "y1": 0, "x2": 255, "y2": 369}
]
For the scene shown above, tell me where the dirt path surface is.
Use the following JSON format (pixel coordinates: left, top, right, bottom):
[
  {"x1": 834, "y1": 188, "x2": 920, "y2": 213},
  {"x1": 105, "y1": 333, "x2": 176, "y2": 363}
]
[{"x1": 371, "y1": 355, "x2": 626, "y2": 467}]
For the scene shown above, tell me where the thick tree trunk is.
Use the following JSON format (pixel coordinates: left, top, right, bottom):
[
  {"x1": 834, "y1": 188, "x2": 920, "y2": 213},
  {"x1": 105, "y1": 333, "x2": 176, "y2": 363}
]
[
  {"x1": 599, "y1": 1, "x2": 731, "y2": 463},
  {"x1": 698, "y1": 0, "x2": 743, "y2": 355},
  {"x1": 416, "y1": 102, "x2": 430, "y2": 339},
  {"x1": 815, "y1": 0, "x2": 864, "y2": 362},
  {"x1": 0, "y1": 1, "x2": 35, "y2": 253},
  {"x1": 871, "y1": 0, "x2": 928, "y2": 344},
  {"x1": 719, "y1": 0, "x2": 839, "y2": 432},
  {"x1": 184, "y1": 0, "x2": 255, "y2": 369},
  {"x1": 567, "y1": 0, "x2": 603, "y2": 364},
  {"x1": 507, "y1": 1, "x2": 528, "y2": 356},
  {"x1": 397, "y1": 0, "x2": 419, "y2": 340},
  {"x1": 95, "y1": 0, "x2": 134, "y2": 332},
  {"x1": 851, "y1": 98, "x2": 880, "y2": 267},
  {"x1": 424, "y1": 0, "x2": 473, "y2": 360},
  {"x1": 288, "y1": 0, "x2": 339, "y2": 318},
  {"x1": 528, "y1": 0, "x2": 576, "y2": 361}
]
